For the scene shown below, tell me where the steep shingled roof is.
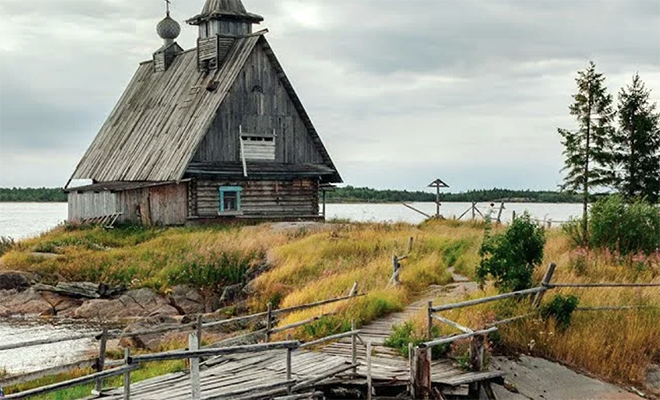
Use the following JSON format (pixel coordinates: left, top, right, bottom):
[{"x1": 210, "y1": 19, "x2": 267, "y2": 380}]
[{"x1": 68, "y1": 33, "x2": 341, "y2": 185}]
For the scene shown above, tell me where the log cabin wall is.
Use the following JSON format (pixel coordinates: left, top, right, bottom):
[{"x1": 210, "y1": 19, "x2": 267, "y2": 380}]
[
  {"x1": 191, "y1": 43, "x2": 325, "y2": 165},
  {"x1": 196, "y1": 179, "x2": 319, "y2": 218}
]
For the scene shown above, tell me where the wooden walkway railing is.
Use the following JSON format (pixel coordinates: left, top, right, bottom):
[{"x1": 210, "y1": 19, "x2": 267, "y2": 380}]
[
  {"x1": 0, "y1": 284, "x2": 364, "y2": 398},
  {"x1": 413, "y1": 262, "x2": 660, "y2": 399}
]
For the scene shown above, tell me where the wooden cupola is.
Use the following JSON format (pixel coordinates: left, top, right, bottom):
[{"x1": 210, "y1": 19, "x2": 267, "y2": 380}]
[
  {"x1": 187, "y1": 0, "x2": 264, "y2": 71},
  {"x1": 153, "y1": 3, "x2": 183, "y2": 72}
]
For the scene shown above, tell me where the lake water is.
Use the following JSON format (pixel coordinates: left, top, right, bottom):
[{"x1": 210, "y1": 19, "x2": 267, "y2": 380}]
[
  {"x1": 0, "y1": 202, "x2": 582, "y2": 240},
  {"x1": 0, "y1": 201, "x2": 582, "y2": 375},
  {"x1": 0, "y1": 322, "x2": 97, "y2": 375}
]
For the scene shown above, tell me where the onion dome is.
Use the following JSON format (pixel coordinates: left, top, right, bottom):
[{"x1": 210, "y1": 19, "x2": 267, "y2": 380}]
[{"x1": 157, "y1": 13, "x2": 181, "y2": 41}]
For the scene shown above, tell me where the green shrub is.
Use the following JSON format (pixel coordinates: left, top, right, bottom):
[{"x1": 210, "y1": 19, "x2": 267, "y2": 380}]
[
  {"x1": 540, "y1": 294, "x2": 580, "y2": 331},
  {"x1": 478, "y1": 213, "x2": 546, "y2": 292},
  {"x1": 589, "y1": 195, "x2": 660, "y2": 256},
  {"x1": 167, "y1": 251, "x2": 257, "y2": 293},
  {"x1": 384, "y1": 322, "x2": 446, "y2": 358}
]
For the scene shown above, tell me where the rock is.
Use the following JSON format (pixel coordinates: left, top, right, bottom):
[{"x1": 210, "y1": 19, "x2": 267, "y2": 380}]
[
  {"x1": 0, "y1": 271, "x2": 31, "y2": 292},
  {"x1": 75, "y1": 288, "x2": 175, "y2": 320},
  {"x1": 41, "y1": 292, "x2": 84, "y2": 318},
  {"x1": 34, "y1": 282, "x2": 126, "y2": 299},
  {"x1": 2, "y1": 288, "x2": 53, "y2": 316},
  {"x1": 170, "y1": 285, "x2": 204, "y2": 314},
  {"x1": 119, "y1": 315, "x2": 183, "y2": 350},
  {"x1": 220, "y1": 284, "x2": 243, "y2": 303}
]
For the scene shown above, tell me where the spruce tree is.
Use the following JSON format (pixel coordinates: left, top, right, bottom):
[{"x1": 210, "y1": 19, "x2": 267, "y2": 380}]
[
  {"x1": 612, "y1": 73, "x2": 660, "y2": 203},
  {"x1": 558, "y1": 61, "x2": 615, "y2": 241}
]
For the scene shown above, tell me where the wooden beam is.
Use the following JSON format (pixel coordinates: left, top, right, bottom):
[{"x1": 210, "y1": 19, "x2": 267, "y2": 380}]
[
  {"x1": 430, "y1": 287, "x2": 546, "y2": 313},
  {"x1": 432, "y1": 315, "x2": 474, "y2": 334},
  {"x1": 422, "y1": 327, "x2": 498, "y2": 348},
  {"x1": 132, "y1": 341, "x2": 300, "y2": 363},
  {"x1": 2, "y1": 365, "x2": 138, "y2": 400}
]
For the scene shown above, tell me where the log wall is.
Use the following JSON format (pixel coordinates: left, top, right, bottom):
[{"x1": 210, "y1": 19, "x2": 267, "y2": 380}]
[{"x1": 196, "y1": 179, "x2": 319, "y2": 218}]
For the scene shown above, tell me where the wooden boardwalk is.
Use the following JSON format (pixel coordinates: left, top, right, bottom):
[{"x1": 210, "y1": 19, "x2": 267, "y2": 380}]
[{"x1": 99, "y1": 279, "x2": 505, "y2": 399}]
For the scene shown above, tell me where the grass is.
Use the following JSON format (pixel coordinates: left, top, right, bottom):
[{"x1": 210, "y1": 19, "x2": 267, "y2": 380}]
[
  {"x1": 398, "y1": 230, "x2": 660, "y2": 386},
  {"x1": 3, "y1": 218, "x2": 660, "y2": 391}
]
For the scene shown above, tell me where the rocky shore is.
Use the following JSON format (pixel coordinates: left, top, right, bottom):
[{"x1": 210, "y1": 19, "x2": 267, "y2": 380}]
[{"x1": 0, "y1": 270, "x2": 250, "y2": 324}]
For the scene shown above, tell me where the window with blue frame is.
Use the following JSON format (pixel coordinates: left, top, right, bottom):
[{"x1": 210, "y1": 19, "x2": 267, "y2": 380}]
[{"x1": 219, "y1": 186, "x2": 243, "y2": 214}]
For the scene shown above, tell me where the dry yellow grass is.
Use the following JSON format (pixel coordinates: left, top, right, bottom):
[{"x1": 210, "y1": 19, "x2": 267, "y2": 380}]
[
  {"x1": 4, "y1": 219, "x2": 658, "y2": 385},
  {"x1": 407, "y1": 231, "x2": 660, "y2": 385}
]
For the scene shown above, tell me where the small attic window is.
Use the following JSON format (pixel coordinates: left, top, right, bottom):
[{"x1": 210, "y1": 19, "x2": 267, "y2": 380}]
[{"x1": 240, "y1": 135, "x2": 276, "y2": 161}]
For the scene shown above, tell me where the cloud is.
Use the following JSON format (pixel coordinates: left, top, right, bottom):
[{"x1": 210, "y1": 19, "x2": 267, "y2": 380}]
[{"x1": 0, "y1": 0, "x2": 658, "y2": 190}]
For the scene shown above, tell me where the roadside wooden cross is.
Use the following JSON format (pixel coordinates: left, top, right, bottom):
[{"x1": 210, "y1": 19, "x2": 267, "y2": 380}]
[{"x1": 428, "y1": 179, "x2": 450, "y2": 218}]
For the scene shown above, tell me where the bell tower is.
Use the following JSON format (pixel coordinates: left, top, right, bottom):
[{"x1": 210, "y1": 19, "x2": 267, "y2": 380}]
[{"x1": 187, "y1": 0, "x2": 264, "y2": 71}]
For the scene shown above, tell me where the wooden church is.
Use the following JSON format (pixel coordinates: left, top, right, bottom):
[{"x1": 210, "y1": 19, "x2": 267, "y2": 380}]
[{"x1": 65, "y1": 0, "x2": 342, "y2": 225}]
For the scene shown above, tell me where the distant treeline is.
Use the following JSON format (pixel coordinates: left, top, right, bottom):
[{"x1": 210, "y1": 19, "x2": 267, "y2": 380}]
[
  {"x1": 0, "y1": 186, "x2": 583, "y2": 204},
  {"x1": 0, "y1": 188, "x2": 67, "y2": 202},
  {"x1": 326, "y1": 186, "x2": 582, "y2": 204}
]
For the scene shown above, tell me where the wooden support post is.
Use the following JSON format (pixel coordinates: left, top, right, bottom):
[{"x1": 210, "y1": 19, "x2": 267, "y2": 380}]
[
  {"x1": 351, "y1": 320, "x2": 357, "y2": 375},
  {"x1": 322, "y1": 189, "x2": 327, "y2": 218},
  {"x1": 436, "y1": 186, "x2": 440, "y2": 218},
  {"x1": 93, "y1": 328, "x2": 108, "y2": 395},
  {"x1": 469, "y1": 335, "x2": 486, "y2": 398},
  {"x1": 472, "y1": 202, "x2": 477, "y2": 219},
  {"x1": 497, "y1": 202, "x2": 505, "y2": 224},
  {"x1": 196, "y1": 315, "x2": 203, "y2": 350},
  {"x1": 469, "y1": 335, "x2": 485, "y2": 372},
  {"x1": 392, "y1": 255, "x2": 400, "y2": 285},
  {"x1": 408, "y1": 342, "x2": 414, "y2": 396},
  {"x1": 512, "y1": 210, "x2": 517, "y2": 221},
  {"x1": 286, "y1": 334, "x2": 293, "y2": 385},
  {"x1": 408, "y1": 237, "x2": 414, "y2": 254},
  {"x1": 367, "y1": 342, "x2": 373, "y2": 400},
  {"x1": 427, "y1": 301, "x2": 433, "y2": 339},
  {"x1": 533, "y1": 263, "x2": 557, "y2": 308},
  {"x1": 189, "y1": 333, "x2": 201, "y2": 400},
  {"x1": 123, "y1": 348, "x2": 131, "y2": 400},
  {"x1": 265, "y1": 302, "x2": 273, "y2": 343},
  {"x1": 412, "y1": 347, "x2": 431, "y2": 399},
  {"x1": 349, "y1": 282, "x2": 358, "y2": 297}
]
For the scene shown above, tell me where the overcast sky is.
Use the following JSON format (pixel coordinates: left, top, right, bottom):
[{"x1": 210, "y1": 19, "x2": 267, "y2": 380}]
[{"x1": 0, "y1": 0, "x2": 658, "y2": 192}]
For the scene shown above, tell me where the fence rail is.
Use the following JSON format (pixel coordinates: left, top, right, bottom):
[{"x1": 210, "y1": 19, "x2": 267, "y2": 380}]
[{"x1": 0, "y1": 284, "x2": 364, "y2": 399}]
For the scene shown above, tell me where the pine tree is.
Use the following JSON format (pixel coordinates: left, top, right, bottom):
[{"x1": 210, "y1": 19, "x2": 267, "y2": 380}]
[
  {"x1": 558, "y1": 61, "x2": 616, "y2": 241},
  {"x1": 612, "y1": 73, "x2": 660, "y2": 203}
]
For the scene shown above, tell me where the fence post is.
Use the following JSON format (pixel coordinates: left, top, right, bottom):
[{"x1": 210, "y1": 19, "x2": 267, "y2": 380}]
[
  {"x1": 189, "y1": 333, "x2": 201, "y2": 400},
  {"x1": 408, "y1": 237, "x2": 414, "y2": 254},
  {"x1": 392, "y1": 255, "x2": 400, "y2": 285},
  {"x1": 533, "y1": 263, "x2": 557, "y2": 308},
  {"x1": 412, "y1": 347, "x2": 431, "y2": 399},
  {"x1": 265, "y1": 302, "x2": 273, "y2": 343},
  {"x1": 427, "y1": 301, "x2": 433, "y2": 339},
  {"x1": 196, "y1": 315, "x2": 203, "y2": 350},
  {"x1": 349, "y1": 282, "x2": 358, "y2": 297},
  {"x1": 469, "y1": 335, "x2": 486, "y2": 397},
  {"x1": 512, "y1": 210, "x2": 517, "y2": 221},
  {"x1": 471, "y1": 202, "x2": 477, "y2": 219},
  {"x1": 351, "y1": 319, "x2": 357, "y2": 375},
  {"x1": 123, "y1": 348, "x2": 131, "y2": 400},
  {"x1": 408, "y1": 343, "x2": 414, "y2": 396},
  {"x1": 286, "y1": 334, "x2": 293, "y2": 383},
  {"x1": 93, "y1": 328, "x2": 108, "y2": 395},
  {"x1": 367, "y1": 342, "x2": 373, "y2": 400}
]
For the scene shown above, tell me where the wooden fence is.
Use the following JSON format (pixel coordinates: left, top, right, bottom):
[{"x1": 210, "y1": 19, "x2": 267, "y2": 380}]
[
  {"x1": 0, "y1": 284, "x2": 364, "y2": 398},
  {"x1": 413, "y1": 263, "x2": 660, "y2": 399}
]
